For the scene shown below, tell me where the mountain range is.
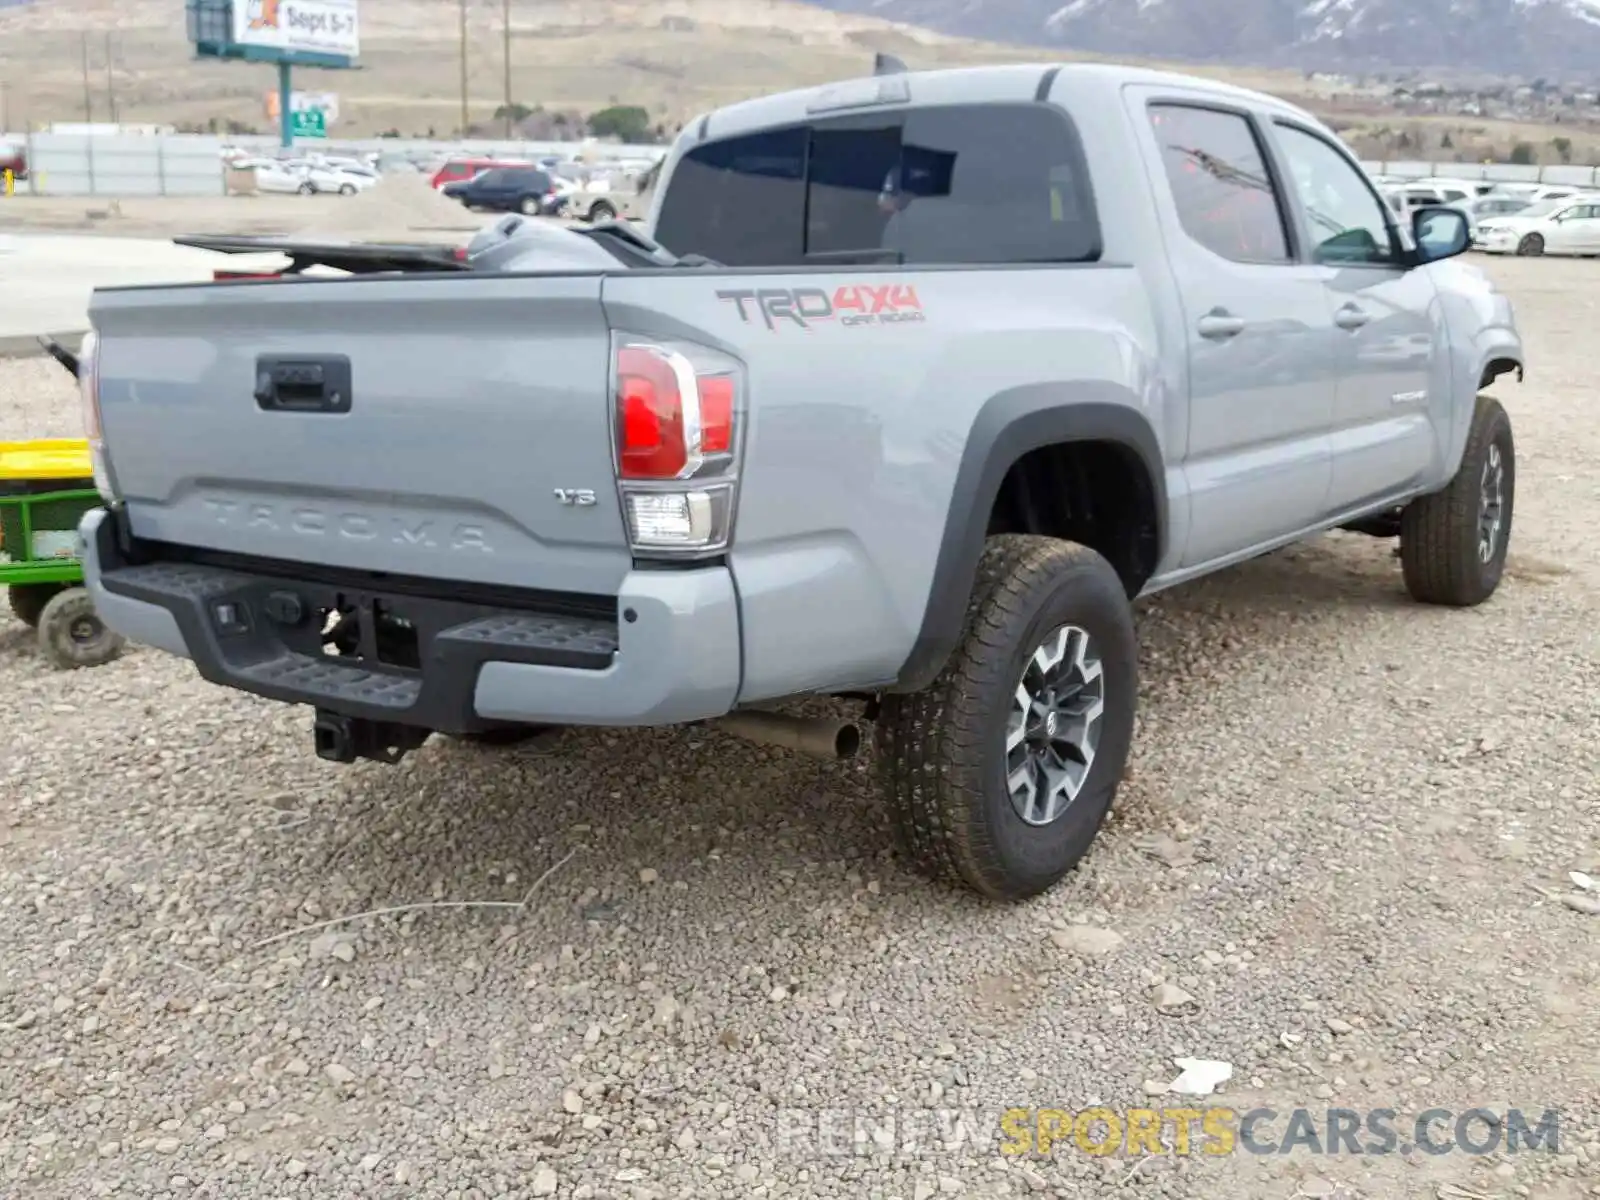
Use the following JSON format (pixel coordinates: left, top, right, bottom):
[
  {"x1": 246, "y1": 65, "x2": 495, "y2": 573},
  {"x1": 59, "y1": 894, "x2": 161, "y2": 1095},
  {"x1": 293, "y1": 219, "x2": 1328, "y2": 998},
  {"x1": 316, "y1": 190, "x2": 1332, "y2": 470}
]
[{"x1": 803, "y1": 0, "x2": 1600, "y2": 77}]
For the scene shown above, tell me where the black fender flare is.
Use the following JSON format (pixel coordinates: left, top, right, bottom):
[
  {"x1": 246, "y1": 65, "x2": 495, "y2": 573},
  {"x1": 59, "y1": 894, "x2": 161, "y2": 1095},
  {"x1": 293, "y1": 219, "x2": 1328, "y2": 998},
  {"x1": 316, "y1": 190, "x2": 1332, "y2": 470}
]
[{"x1": 890, "y1": 384, "x2": 1167, "y2": 693}]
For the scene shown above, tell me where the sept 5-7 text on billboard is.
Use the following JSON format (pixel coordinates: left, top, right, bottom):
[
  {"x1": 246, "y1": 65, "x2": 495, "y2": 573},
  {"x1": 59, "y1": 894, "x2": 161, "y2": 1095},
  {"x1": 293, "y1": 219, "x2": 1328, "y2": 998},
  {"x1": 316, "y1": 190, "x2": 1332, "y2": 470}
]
[{"x1": 233, "y1": 0, "x2": 360, "y2": 61}]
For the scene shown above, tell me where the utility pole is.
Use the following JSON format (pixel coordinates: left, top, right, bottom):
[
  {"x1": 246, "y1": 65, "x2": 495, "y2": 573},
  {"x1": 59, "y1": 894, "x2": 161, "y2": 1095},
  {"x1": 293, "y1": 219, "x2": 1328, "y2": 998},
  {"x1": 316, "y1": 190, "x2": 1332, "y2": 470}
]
[
  {"x1": 502, "y1": 0, "x2": 513, "y2": 137},
  {"x1": 80, "y1": 31, "x2": 92, "y2": 123},
  {"x1": 458, "y1": 0, "x2": 469, "y2": 135},
  {"x1": 105, "y1": 32, "x2": 117, "y2": 124}
]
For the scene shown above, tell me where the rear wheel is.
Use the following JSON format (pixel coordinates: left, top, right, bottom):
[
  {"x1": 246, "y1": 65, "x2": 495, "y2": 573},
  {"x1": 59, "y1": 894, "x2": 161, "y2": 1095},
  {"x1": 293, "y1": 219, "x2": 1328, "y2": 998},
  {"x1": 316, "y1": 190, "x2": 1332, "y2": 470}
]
[
  {"x1": 8, "y1": 583, "x2": 63, "y2": 628},
  {"x1": 1399, "y1": 394, "x2": 1515, "y2": 606},
  {"x1": 875, "y1": 535, "x2": 1138, "y2": 902},
  {"x1": 338, "y1": 183, "x2": 357, "y2": 196},
  {"x1": 297, "y1": 181, "x2": 315, "y2": 196},
  {"x1": 519, "y1": 195, "x2": 541, "y2": 215},
  {"x1": 37, "y1": 587, "x2": 125, "y2": 669},
  {"x1": 588, "y1": 200, "x2": 616, "y2": 222},
  {"x1": 1516, "y1": 233, "x2": 1544, "y2": 256}
]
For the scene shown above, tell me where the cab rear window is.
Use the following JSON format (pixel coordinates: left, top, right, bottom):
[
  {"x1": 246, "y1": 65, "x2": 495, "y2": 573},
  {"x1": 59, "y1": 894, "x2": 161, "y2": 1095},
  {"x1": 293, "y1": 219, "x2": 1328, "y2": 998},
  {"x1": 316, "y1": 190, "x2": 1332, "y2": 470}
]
[{"x1": 653, "y1": 103, "x2": 1101, "y2": 267}]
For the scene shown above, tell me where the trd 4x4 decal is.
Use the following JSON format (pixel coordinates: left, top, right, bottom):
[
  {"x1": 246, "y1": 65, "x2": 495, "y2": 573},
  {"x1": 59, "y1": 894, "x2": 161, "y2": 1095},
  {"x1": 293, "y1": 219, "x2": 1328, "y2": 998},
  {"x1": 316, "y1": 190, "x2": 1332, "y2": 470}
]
[{"x1": 715, "y1": 284, "x2": 925, "y2": 330}]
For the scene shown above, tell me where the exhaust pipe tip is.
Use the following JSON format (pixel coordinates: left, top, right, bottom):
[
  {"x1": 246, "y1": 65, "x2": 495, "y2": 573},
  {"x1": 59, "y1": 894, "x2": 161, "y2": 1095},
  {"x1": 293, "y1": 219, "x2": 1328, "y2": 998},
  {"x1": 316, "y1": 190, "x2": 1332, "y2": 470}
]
[{"x1": 712, "y1": 711, "x2": 863, "y2": 760}]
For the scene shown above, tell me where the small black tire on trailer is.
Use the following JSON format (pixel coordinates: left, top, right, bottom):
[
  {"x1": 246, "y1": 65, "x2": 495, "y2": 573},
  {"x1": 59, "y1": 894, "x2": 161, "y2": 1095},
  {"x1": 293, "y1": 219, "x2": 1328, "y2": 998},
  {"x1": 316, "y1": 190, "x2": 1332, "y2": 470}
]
[
  {"x1": 875, "y1": 534, "x2": 1139, "y2": 902},
  {"x1": 37, "y1": 586, "x2": 126, "y2": 670},
  {"x1": 8, "y1": 583, "x2": 64, "y2": 629},
  {"x1": 1399, "y1": 393, "x2": 1515, "y2": 607}
]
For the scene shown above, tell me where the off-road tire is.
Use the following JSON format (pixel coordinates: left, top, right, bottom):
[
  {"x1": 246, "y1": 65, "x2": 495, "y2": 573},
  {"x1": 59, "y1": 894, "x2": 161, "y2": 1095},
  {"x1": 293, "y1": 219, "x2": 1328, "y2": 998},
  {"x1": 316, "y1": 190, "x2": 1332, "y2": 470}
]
[
  {"x1": 1400, "y1": 394, "x2": 1515, "y2": 606},
  {"x1": 875, "y1": 535, "x2": 1139, "y2": 902},
  {"x1": 1516, "y1": 233, "x2": 1544, "y2": 256},
  {"x1": 37, "y1": 587, "x2": 125, "y2": 670},
  {"x1": 8, "y1": 583, "x2": 63, "y2": 628}
]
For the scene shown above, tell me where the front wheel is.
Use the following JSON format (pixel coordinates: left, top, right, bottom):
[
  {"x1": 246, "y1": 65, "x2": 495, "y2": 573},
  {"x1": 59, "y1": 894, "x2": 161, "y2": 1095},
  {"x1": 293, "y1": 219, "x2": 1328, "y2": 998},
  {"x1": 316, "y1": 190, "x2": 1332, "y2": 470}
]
[
  {"x1": 587, "y1": 200, "x2": 616, "y2": 222},
  {"x1": 1516, "y1": 233, "x2": 1544, "y2": 256},
  {"x1": 875, "y1": 536, "x2": 1138, "y2": 902},
  {"x1": 1399, "y1": 394, "x2": 1515, "y2": 606},
  {"x1": 37, "y1": 587, "x2": 126, "y2": 669},
  {"x1": 338, "y1": 183, "x2": 357, "y2": 196}
]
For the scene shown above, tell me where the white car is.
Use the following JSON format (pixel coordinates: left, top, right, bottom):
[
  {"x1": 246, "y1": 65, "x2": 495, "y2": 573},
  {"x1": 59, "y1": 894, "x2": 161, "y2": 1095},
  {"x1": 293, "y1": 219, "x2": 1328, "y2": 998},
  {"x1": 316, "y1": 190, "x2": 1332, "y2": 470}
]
[
  {"x1": 300, "y1": 163, "x2": 377, "y2": 196},
  {"x1": 250, "y1": 159, "x2": 317, "y2": 195},
  {"x1": 1471, "y1": 195, "x2": 1600, "y2": 256}
]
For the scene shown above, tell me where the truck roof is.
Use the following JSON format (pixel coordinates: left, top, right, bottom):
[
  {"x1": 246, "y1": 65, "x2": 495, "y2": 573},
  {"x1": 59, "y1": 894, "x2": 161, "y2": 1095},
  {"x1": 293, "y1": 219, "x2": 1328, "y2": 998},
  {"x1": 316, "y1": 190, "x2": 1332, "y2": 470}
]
[{"x1": 690, "y1": 60, "x2": 1328, "y2": 146}]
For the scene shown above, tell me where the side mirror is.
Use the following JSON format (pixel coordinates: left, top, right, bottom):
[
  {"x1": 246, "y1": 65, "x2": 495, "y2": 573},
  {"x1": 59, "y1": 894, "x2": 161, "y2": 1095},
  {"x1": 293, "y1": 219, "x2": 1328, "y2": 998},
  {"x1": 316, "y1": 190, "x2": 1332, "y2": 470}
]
[{"x1": 1412, "y1": 206, "x2": 1470, "y2": 264}]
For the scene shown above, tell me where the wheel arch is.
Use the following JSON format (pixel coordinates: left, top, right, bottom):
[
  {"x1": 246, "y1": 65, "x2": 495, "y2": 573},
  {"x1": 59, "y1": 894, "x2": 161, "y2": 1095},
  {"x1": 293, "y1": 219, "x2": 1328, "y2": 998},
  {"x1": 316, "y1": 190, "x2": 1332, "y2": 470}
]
[{"x1": 889, "y1": 384, "x2": 1167, "y2": 694}]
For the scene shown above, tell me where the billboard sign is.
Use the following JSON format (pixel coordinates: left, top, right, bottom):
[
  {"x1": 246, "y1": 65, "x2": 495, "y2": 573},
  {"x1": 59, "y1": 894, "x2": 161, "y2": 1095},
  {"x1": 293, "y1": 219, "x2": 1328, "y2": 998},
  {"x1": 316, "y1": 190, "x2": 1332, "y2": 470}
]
[{"x1": 234, "y1": 0, "x2": 360, "y2": 60}]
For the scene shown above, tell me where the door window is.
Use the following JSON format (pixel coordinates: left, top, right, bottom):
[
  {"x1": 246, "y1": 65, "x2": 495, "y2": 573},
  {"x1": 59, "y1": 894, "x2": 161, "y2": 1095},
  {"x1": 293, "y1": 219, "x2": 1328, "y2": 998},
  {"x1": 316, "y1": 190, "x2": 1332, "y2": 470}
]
[
  {"x1": 652, "y1": 104, "x2": 1100, "y2": 267},
  {"x1": 1146, "y1": 103, "x2": 1291, "y2": 264},
  {"x1": 1273, "y1": 122, "x2": 1400, "y2": 266}
]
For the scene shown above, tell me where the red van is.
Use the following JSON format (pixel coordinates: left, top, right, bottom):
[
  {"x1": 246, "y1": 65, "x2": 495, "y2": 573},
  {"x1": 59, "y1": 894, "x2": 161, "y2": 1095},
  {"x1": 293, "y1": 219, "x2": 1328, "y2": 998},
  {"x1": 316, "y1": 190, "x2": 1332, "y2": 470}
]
[{"x1": 429, "y1": 156, "x2": 529, "y2": 190}]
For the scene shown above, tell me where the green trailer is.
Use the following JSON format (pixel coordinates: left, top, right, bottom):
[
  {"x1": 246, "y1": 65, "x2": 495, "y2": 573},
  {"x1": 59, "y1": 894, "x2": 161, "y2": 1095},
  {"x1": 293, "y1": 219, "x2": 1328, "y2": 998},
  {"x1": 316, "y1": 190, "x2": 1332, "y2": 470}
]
[{"x1": 0, "y1": 439, "x2": 125, "y2": 669}]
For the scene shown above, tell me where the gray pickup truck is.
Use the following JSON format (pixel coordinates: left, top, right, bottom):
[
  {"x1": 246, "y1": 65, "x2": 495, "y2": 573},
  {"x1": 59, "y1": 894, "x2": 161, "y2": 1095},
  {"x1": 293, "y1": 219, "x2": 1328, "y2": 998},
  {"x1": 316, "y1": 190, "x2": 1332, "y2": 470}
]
[{"x1": 74, "y1": 62, "x2": 1523, "y2": 901}]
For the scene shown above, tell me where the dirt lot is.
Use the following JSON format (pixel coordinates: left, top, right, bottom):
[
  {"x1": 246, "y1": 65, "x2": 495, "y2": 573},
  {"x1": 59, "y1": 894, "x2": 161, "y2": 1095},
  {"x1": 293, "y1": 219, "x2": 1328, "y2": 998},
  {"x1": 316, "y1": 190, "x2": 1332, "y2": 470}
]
[{"x1": 0, "y1": 256, "x2": 1596, "y2": 1200}]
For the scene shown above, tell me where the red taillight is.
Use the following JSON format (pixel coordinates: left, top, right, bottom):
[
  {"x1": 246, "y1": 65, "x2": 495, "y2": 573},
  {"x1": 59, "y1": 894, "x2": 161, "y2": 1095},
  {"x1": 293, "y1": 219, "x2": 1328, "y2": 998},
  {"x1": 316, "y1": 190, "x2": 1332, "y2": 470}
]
[
  {"x1": 697, "y1": 375, "x2": 734, "y2": 453},
  {"x1": 213, "y1": 269, "x2": 283, "y2": 282},
  {"x1": 614, "y1": 344, "x2": 739, "y2": 480},
  {"x1": 617, "y1": 345, "x2": 687, "y2": 479},
  {"x1": 612, "y1": 333, "x2": 743, "y2": 557}
]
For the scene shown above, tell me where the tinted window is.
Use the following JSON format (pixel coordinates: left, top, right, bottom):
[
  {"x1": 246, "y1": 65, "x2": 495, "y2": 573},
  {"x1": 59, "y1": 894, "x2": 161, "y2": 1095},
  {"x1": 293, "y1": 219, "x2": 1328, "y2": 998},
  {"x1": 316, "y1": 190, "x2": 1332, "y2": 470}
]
[
  {"x1": 474, "y1": 169, "x2": 508, "y2": 186},
  {"x1": 509, "y1": 169, "x2": 550, "y2": 188},
  {"x1": 1273, "y1": 122, "x2": 1399, "y2": 266},
  {"x1": 652, "y1": 104, "x2": 1099, "y2": 267},
  {"x1": 1147, "y1": 104, "x2": 1290, "y2": 264}
]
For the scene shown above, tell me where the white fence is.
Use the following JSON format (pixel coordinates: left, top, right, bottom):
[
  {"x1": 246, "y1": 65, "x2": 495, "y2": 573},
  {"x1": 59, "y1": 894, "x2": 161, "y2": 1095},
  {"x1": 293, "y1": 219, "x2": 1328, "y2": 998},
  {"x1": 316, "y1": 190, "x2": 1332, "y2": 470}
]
[
  {"x1": 1359, "y1": 160, "x2": 1600, "y2": 187},
  {"x1": 6, "y1": 133, "x2": 227, "y2": 196},
  {"x1": 1, "y1": 131, "x2": 667, "y2": 197}
]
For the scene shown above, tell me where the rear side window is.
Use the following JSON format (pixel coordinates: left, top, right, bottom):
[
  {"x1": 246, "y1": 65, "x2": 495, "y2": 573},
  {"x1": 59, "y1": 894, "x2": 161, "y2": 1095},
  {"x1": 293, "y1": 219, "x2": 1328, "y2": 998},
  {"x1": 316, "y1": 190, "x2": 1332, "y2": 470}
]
[
  {"x1": 1147, "y1": 103, "x2": 1290, "y2": 264},
  {"x1": 653, "y1": 103, "x2": 1100, "y2": 267}
]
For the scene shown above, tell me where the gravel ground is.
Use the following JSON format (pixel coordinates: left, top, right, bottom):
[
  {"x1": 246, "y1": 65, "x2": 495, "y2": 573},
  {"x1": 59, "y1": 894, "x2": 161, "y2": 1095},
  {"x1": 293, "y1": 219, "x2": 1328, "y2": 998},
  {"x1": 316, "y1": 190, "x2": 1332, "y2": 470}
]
[{"x1": 1, "y1": 256, "x2": 1597, "y2": 1200}]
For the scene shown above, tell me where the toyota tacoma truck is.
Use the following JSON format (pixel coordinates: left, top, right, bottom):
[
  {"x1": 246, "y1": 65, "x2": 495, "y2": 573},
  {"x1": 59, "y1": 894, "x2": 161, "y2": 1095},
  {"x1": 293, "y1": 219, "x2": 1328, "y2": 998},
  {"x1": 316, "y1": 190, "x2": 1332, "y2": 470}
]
[{"x1": 72, "y1": 63, "x2": 1523, "y2": 902}]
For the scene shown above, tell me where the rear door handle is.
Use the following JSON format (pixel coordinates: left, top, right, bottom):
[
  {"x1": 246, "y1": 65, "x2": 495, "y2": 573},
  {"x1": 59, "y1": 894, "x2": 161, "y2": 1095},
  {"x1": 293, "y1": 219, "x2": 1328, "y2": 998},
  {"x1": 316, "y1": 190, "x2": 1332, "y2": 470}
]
[
  {"x1": 1334, "y1": 304, "x2": 1370, "y2": 330},
  {"x1": 1196, "y1": 310, "x2": 1245, "y2": 340}
]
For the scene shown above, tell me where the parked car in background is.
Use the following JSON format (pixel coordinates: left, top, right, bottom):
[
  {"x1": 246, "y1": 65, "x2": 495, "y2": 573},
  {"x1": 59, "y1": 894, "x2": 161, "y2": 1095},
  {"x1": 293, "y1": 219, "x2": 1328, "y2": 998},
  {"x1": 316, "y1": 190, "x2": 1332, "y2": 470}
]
[
  {"x1": 430, "y1": 156, "x2": 530, "y2": 190},
  {"x1": 1472, "y1": 194, "x2": 1600, "y2": 255},
  {"x1": 0, "y1": 139, "x2": 27, "y2": 181},
  {"x1": 442, "y1": 166, "x2": 560, "y2": 214},
  {"x1": 248, "y1": 159, "x2": 316, "y2": 195},
  {"x1": 1468, "y1": 194, "x2": 1531, "y2": 223}
]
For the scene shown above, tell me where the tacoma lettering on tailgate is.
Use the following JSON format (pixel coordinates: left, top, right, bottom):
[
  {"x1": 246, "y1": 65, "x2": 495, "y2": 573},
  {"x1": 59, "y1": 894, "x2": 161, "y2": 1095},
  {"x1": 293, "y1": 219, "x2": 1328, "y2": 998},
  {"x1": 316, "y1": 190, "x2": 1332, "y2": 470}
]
[
  {"x1": 716, "y1": 284, "x2": 924, "y2": 331},
  {"x1": 202, "y1": 498, "x2": 493, "y2": 553}
]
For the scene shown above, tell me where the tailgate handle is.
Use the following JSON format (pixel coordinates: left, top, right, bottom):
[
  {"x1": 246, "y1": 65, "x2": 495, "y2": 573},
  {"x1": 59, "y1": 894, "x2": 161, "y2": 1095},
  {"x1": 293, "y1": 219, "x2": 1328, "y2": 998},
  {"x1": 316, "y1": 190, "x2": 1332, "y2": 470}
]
[{"x1": 254, "y1": 355, "x2": 352, "y2": 413}]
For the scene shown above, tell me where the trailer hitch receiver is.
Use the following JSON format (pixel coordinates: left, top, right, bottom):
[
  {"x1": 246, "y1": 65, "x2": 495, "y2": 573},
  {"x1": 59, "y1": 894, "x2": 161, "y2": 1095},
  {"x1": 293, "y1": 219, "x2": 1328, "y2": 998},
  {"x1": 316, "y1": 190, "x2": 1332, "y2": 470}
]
[{"x1": 313, "y1": 710, "x2": 429, "y2": 765}]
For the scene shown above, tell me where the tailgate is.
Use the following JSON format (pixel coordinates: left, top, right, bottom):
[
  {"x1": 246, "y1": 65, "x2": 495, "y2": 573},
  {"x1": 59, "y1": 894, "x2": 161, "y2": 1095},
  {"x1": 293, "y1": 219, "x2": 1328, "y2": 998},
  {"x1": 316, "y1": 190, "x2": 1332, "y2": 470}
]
[{"x1": 89, "y1": 273, "x2": 630, "y2": 596}]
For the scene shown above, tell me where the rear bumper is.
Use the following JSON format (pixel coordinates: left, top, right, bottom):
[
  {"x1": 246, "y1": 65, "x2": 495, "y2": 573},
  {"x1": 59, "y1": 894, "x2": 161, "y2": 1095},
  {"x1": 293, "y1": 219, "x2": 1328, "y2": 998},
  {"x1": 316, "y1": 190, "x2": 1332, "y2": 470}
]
[{"x1": 79, "y1": 506, "x2": 742, "y2": 729}]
